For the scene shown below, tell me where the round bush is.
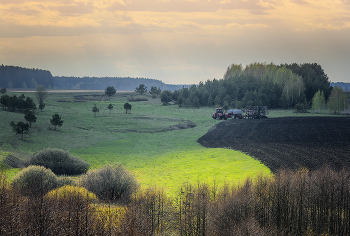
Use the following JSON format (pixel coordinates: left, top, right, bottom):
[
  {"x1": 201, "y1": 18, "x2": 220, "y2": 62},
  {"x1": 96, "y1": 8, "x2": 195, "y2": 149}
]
[
  {"x1": 80, "y1": 164, "x2": 138, "y2": 203},
  {"x1": 57, "y1": 176, "x2": 76, "y2": 187},
  {"x1": 12, "y1": 165, "x2": 58, "y2": 196},
  {"x1": 31, "y1": 148, "x2": 90, "y2": 175},
  {"x1": 45, "y1": 185, "x2": 97, "y2": 202}
]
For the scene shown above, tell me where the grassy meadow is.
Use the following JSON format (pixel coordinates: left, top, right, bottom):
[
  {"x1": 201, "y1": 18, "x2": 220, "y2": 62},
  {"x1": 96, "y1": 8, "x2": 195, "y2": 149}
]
[{"x1": 1, "y1": 90, "x2": 335, "y2": 195}]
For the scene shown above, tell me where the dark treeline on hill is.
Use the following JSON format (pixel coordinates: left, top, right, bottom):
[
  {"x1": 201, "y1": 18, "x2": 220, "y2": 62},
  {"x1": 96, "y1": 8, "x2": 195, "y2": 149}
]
[
  {"x1": 1, "y1": 166, "x2": 350, "y2": 235},
  {"x1": 163, "y1": 62, "x2": 332, "y2": 109},
  {"x1": 0, "y1": 65, "x2": 54, "y2": 89},
  {"x1": 54, "y1": 76, "x2": 184, "y2": 91},
  {"x1": 0, "y1": 64, "x2": 184, "y2": 91},
  {"x1": 331, "y1": 82, "x2": 350, "y2": 92}
]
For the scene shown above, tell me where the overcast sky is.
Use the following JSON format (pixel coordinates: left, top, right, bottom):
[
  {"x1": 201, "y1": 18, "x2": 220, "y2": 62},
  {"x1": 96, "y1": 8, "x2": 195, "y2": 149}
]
[{"x1": 0, "y1": 0, "x2": 349, "y2": 84}]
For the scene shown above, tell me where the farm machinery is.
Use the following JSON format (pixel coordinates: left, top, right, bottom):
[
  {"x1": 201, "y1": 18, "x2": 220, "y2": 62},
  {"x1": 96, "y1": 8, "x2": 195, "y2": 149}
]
[
  {"x1": 212, "y1": 108, "x2": 227, "y2": 120},
  {"x1": 212, "y1": 106, "x2": 268, "y2": 120},
  {"x1": 244, "y1": 106, "x2": 268, "y2": 119}
]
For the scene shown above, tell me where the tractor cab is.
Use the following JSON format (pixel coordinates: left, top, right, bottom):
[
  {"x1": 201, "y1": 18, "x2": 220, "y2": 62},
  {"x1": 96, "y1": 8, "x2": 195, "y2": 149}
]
[{"x1": 212, "y1": 108, "x2": 226, "y2": 120}]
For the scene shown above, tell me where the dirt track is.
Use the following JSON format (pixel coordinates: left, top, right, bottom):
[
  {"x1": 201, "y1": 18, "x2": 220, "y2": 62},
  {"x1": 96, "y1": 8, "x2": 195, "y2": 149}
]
[{"x1": 198, "y1": 117, "x2": 350, "y2": 172}]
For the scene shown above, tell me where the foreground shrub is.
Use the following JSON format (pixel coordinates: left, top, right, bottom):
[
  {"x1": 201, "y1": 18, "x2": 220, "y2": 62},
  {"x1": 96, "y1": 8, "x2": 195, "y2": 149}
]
[
  {"x1": 45, "y1": 185, "x2": 97, "y2": 202},
  {"x1": 57, "y1": 175, "x2": 76, "y2": 186},
  {"x1": 81, "y1": 164, "x2": 138, "y2": 203},
  {"x1": 12, "y1": 165, "x2": 58, "y2": 196},
  {"x1": 31, "y1": 148, "x2": 90, "y2": 175}
]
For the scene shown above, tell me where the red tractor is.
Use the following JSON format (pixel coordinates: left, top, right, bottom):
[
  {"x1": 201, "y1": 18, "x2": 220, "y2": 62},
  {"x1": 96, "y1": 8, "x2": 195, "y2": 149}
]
[{"x1": 212, "y1": 108, "x2": 227, "y2": 120}]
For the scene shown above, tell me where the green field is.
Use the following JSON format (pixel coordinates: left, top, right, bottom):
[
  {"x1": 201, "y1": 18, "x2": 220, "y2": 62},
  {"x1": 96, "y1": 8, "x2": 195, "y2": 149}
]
[{"x1": 2, "y1": 90, "x2": 334, "y2": 195}]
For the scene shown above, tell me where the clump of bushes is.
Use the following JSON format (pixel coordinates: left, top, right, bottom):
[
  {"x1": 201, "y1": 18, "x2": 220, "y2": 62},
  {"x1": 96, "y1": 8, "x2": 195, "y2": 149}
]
[
  {"x1": 12, "y1": 165, "x2": 59, "y2": 196},
  {"x1": 80, "y1": 164, "x2": 138, "y2": 203},
  {"x1": 31, "y1": 148, "x2": 89, "y2": 175},
  {"x1": 127, "y1": 95, "x2": 148, "y2": 102},
  {"x1": 45, "y1": 185, "x2": 97, "y2": 202}
]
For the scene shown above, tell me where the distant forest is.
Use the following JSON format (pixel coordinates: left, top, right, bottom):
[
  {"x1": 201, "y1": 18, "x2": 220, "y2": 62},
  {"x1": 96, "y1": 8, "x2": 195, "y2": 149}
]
[
  {"x1": 1, "y1": 63, "x2": 345, "y2": 109},
  {"x1": 331, "y1": 82, "x2": 350, "y2": 92},
  {"x1": 0, "y1": 65, "x2": 54, "y2": 89},
  {"x1": 164, "y1": 63, "x2": 333, "y2": 109},
  {"x1": 0, "y1": 65, "x2": 184, "y2": 91}
]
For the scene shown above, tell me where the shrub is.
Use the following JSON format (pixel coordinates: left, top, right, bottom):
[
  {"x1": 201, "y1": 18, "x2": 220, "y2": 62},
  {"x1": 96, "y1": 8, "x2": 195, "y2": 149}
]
[
  {"x1": 57, "y1": 176, "x2": 76, "y2": 187},
  {"x1": 80, "y1": 164, "x2": 138, "y2": 203},
  {"x1": 12, "y1": 165, "x2": 58, "y2": 196},
  {"x1": 127, "y1": 95, "x2": 148, "y2": 102},
  {"x1": 31, "y1": 148, "x2": 90, "y2": 175},
  {"x1": 45, "y1": 185, "x2": 97, "y2": 202}
]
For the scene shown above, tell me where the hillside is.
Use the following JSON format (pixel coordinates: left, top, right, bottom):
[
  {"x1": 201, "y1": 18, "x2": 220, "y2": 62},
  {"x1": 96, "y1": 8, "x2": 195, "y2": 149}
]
[{"x1": 198, "y1": 117, "x2": 350, "y2": 172}]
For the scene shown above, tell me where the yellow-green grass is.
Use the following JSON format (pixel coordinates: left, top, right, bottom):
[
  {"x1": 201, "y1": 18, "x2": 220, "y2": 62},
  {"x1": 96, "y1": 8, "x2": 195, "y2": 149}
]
[
  {"x1": 74, "y1": 143, "x2": 270, "y2": 196},
  {"x1": 1, "y1": 90, "x2": 339, "y2": 196}
]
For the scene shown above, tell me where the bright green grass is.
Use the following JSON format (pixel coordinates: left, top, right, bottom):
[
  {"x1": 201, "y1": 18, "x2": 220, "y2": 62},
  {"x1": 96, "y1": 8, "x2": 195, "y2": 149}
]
[{"x1": 2, "y1": 90, "x2": 339, "y2": 195}]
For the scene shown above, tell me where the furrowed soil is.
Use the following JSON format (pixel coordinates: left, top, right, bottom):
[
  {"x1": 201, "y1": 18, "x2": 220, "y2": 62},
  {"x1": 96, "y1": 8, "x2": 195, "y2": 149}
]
[{"x1": 198, "y1": 117, "x2": 350, "y2": 172}]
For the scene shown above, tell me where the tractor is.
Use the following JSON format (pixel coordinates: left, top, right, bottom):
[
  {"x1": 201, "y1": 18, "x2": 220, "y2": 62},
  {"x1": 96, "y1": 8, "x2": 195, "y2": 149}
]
[{"x1": 212, "y1": 108, "x2": 227, "y2": 120}]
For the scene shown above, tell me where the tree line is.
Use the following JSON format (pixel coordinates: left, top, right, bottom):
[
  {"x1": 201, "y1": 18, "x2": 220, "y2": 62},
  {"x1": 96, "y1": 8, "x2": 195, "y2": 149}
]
[
  {"x1": 1, "y1": 165, "x2": 349, "y2": 235},
  {"x1": 0, "y1": 65, "x2": 54, "y2": 89},
  {"x1": 0, "y1": 64, "x2": 186, "y2": 91},
  {"x1": 160, "y1": 63, "x2": 333, "y2": 110}
]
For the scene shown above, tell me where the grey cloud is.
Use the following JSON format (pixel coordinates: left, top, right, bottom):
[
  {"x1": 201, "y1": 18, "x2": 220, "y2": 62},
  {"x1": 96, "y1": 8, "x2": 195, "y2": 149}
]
[
  {"x1": 0, "y1": 23, "x2": 150, "y2": 38},
  {"x1": 3, "y1": 8, "x2": 41, "y2": 16},
  {"x1": 291, "y1": 0, "x2": 308, "y2": 5},
  {"x1": 48, "y1": 2, "x2": 95, "y2": 16},
  {"x1": 0, "y1": 0, "x2": 75, "y2": 4},
  {"x1": 107, "y1": 0, "x2": 275, "y2": 13}
]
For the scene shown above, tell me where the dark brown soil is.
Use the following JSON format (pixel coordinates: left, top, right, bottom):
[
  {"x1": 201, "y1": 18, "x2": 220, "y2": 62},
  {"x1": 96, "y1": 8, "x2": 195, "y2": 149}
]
[{"x1": 198, "y1": 117, "x2": 350, "y2": 172}]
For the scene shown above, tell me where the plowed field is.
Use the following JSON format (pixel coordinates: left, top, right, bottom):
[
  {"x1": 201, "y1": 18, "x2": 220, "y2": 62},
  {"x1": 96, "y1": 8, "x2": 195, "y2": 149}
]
[{"x1": 198, "y1": 117, "x2": 350, "y2": 172}]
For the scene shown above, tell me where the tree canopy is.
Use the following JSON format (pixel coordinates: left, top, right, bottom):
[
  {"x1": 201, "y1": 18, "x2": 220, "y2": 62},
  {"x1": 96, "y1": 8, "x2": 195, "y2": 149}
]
[
  {"x1": 50, "y1": 113, "x2": 63, "y2": 130},
  {"x1": 327, "y1": 86, "x2": 349, "y2": 113},
  {"x1": 162, "y1": 62, "x2": 332, "y2": 110},
  {"x1": 92, "y1": 105, "x2": 99, "y2": 116},
  {"x1": 10, "y1": 121, "x2": 29, "y2": 139},
  {"x1": 312, "y1": 90, "x2": 325, "y2": 113},
  {"x1": 135, "y1": 84, "x2": 147, "y2": 95},
  {"x1": 124, "y1": 102, "x2": 132, "y2": 113},
  {"x1": 24, "y1": 111, "x2": 37, "y2": 127},
  {"x1": 105, "y1": 86, "x2": 116, "y2": 97},
  {"x1": 35, "y1": 85, "x2": 48, "y2": 104}
]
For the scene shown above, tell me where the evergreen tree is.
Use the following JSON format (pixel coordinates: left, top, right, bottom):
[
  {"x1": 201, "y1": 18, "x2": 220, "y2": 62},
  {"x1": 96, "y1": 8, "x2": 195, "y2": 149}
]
[
  {"x1": 107, "y1": 103, "x2": 113, "y2": 113},
  {"x1": 135, "y1": 84, "x2": 147, "y2": 95},
  {"x1": 105, "y1": 86, "x2": 116, "y2": 97},
  {"x1": 92, "y1": 105, "x2": 99, "y2": 117},
  {"x1": 124, "y1": 102, "x2": 132, "y2": 113},
  {"x1": 38, "y1": 102, "x2": 45, "y2": 112},
  {"x1": 50, "y1": 113, "x2": 63, "y2": 130},
  {"x1": 24, "y1": 111, "x2": 37, "y2": 127},
  {"x1": 10, "y1": 121, "x2": 29, "y2": 139},
  {"x1": 0, "y1": 87, "x2": 6, "y2": 94}
]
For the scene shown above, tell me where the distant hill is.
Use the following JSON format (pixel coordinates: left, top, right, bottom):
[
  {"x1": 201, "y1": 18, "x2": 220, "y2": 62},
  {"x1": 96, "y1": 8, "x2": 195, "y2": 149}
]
[
  {"x1": 331, "y1": 82, "x2": 350, "y2": 92},
  {"x1": 0, "y1": 65, "x2": 187, "y2": 91},
  {"x1": 54, "y1": 76, "x2": 186, "y2": 91}
]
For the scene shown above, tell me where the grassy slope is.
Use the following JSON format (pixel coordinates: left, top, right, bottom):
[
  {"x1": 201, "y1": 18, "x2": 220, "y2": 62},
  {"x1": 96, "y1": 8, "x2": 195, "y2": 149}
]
[{"x1": 4, "y1": 91, "x2": 340, "y2": 194}]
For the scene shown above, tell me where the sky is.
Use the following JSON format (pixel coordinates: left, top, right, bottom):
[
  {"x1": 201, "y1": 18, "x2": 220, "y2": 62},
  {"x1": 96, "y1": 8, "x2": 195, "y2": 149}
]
[{"x1": 0, "y1": 0, "x2": 349, "y2": 85}]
